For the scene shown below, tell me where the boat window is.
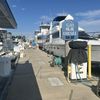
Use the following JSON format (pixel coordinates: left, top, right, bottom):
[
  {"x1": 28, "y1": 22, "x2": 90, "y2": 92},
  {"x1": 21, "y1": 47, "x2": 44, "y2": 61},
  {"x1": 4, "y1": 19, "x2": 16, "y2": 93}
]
[
  {"x1": 0, "y1": 37, "x2": 3, "y2": 42},
  {"x1": 37, "y1": 35, "x2": 47, "y2": 40},
  {"x1": 53, "y1": 16, "x2": 66, "y2": 21},
  {"x1": 46, "y1": 35, "x2": 50, "y2": 42},
  {"x1": 52, "y1": 31, "x2": 59, "y2": 38},
  {"x1": 52, "y1": 22, "x2": 59, "y2": 28},
  {"x1": 37, "y1": 36, "x2": 42, "y2": 40},
  {"x1": 78, "y1": 31, "x2": 91, "y2": 39}
]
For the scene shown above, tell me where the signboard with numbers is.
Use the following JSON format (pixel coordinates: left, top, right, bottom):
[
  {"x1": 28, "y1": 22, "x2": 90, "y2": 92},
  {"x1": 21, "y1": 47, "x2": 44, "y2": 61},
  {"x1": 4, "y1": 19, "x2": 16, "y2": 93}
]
[{"x1": 62, "y1": 20, "x2": 78, "y2": 40}]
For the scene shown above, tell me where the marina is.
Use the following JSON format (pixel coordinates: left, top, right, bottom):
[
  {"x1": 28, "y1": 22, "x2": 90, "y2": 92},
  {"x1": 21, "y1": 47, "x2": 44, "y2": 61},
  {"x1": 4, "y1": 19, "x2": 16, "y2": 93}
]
[
  {"x1": 0, "y1": 0, "x2": 100, "y2": 100},
  {"x1": 5, "y1": 48, "x2": 100, "y2": 100}
]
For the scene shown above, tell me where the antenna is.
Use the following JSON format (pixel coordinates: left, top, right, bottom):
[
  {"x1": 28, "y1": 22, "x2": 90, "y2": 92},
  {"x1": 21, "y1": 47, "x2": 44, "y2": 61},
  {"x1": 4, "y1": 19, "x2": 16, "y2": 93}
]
[{"x1": 57, "y1": 11, "x2": 67, "y2": 16}]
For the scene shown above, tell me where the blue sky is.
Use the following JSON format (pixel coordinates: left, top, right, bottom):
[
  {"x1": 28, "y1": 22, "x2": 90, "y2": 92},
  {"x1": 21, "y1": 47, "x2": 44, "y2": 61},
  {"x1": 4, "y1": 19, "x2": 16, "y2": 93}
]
[{"x1": 7, "y1": 0, "x2": 100, "y2": 37}]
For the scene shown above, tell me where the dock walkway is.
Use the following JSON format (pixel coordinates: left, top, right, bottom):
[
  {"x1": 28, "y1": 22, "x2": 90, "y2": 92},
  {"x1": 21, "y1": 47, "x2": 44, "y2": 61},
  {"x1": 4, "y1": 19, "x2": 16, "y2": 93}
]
[{"x1": 6, "y1": 48, "x2": 100, "y2": 100}]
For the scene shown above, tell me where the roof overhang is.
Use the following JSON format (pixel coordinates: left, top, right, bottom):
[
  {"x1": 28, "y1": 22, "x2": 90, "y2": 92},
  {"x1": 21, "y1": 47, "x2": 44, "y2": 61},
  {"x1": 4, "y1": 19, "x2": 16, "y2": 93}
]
[{"x1": 0, "y1": 0, "x2": 17, "y2": 29}]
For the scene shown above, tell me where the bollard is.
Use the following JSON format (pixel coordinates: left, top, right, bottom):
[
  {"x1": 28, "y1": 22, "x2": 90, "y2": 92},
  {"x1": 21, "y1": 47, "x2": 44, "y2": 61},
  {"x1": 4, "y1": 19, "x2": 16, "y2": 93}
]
[{"x1": 88, "y1": 45, "x2": 92, "y2": 79}]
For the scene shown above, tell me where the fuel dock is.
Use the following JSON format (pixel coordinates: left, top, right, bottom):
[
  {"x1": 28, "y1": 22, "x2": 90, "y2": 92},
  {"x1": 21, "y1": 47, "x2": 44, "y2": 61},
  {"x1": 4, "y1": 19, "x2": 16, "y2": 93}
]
[
  {"x1": 0, "y1": 1, "x2": 100, "y2": 100},
  {"x1": 6, "y1": 48, "x2": 100, "y2": 100}
]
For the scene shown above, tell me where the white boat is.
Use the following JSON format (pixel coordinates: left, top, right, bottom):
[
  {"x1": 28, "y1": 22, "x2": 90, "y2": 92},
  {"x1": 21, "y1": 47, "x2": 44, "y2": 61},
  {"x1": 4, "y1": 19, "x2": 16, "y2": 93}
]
[
  {"x1": 35, "y1": 23, "x2": 50, "y2": 49},
  {"x1": 44, "y1": 14, "x2": 100, "y2": 63}
]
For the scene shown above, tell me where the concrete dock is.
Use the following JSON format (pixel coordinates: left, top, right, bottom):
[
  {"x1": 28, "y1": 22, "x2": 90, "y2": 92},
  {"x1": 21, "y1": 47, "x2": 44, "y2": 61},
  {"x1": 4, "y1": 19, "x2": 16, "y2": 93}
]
[{"x1": 6, "y1": 48, "x2": 100, "y2": 100}]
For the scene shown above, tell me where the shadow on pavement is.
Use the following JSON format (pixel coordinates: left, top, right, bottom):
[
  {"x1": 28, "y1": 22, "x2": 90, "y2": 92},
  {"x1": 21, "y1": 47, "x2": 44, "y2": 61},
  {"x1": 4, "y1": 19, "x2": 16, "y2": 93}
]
[
  {"x1": 6, "y1": 60, "x2": 42, "y2": 100},
  {"x1": 92, "y1": 62, "x2": 100, "y2": 77}
]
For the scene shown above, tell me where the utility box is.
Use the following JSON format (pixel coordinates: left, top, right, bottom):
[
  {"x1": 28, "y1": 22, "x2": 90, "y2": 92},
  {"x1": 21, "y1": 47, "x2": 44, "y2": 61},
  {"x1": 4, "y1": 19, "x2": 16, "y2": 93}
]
[
  {"x1": 0, "y1": 57, "x2": 11, "y2": 77},
  {"x1": 69, "y1": 63, "x2": 87, "y2": 80}
]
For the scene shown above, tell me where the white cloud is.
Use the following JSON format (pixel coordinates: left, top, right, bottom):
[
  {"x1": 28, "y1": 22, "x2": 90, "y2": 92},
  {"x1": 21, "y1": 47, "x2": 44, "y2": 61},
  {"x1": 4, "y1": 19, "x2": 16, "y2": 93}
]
[
  {"x1": 57, "y1": 12, "x2": 68, "y2": 16},
  {"x1": 78, "y1": 19, "x2": 100, "y2": 32},
  {"x1": 76, "y1": 9, "x2": 100, "y2": 32},
  {"x1": 79, "y1": 19, "x2": 100, "y2": 25},
  {"x1": 12, "y1": 5, "x2": 17, "y2": 8},
  {"x1": 76, "y1": 9, "x2": 100, "y2": 18},
  {"x1": 40, "y1": 16, "x2": 52, "y2": 21},
  {"x1": 12, "y1": 0, "x2": 19, "y2": 1},
  {"x1": 21, "y1": 8, "x2": 25, "y2": 11},
  {"x1": 34, "y1": 21, "x2": 41, "y2": 26}
]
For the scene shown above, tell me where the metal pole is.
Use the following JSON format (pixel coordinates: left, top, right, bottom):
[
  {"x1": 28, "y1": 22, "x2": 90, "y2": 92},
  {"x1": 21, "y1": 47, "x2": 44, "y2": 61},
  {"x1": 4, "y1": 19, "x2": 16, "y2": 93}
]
[{"x1": 88, "y1": 44, "x2": 92, "y2": 79}]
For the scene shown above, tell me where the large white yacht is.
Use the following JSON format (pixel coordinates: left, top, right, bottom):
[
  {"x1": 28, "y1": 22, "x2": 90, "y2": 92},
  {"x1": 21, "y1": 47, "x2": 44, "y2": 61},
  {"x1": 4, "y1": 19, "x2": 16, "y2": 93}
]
[{"x1": 44, "y1": 14, "x2": 100, "y2": 62}]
